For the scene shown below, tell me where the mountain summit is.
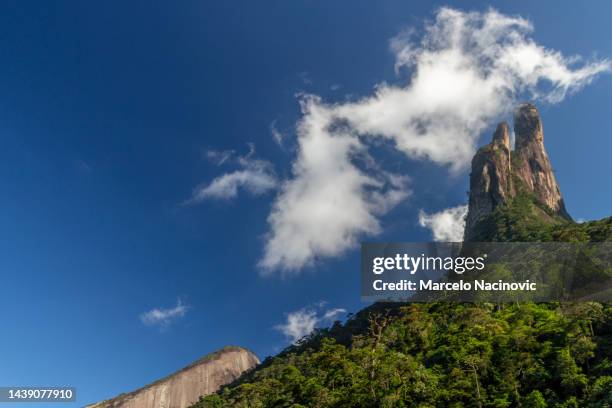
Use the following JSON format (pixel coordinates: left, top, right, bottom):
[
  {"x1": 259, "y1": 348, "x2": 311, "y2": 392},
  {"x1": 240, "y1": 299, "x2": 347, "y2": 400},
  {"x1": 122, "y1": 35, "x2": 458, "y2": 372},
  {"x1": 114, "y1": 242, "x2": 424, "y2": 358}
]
[
  {"x1": 86, "y1": 347, "x2": 259, "y2": 408},
  {"x1": 464, "y1": 103, "x2": 571, "y2": 241}
]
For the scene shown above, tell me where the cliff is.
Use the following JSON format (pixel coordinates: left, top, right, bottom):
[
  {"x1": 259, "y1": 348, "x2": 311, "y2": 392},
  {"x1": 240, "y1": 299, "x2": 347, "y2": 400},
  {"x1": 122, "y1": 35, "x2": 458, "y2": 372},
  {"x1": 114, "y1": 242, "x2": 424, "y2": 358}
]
[
  {"x1": 86, "y1": 347, "x2": 259, "y2": 408},
  {"x1": 464, "y1": 103, "x2": 571, "y2": 241}
]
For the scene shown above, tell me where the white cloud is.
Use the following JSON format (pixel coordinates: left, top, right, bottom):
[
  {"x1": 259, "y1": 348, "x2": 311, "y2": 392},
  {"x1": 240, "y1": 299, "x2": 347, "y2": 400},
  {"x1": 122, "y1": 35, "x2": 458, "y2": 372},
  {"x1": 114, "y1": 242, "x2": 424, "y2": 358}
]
[
  {"x1": 187, "y1": 146, "x2": 277, "y2": 203},
  {"x1": 298, "y1": 71, "x2": 313, "y2": 85},
  {"x1": 189, "y1": 167, "x2": 276, "y2": 201},
  {"x1": 270, "y1": 120, "x2": 284, "y2": 147},
  {"x1": 322, "y1": 308, "x2": 346, "y2": 321},
  {"x1": 419, "y1": 205, "x2": 468, "y2": 242},
  {"x1": 259, "y1": 100, "x2": 411, "y2": 273},
  {"x1": 275, "y1": 309, "x2": 317, "y2": 343},
  {"x1": 140, "y1": 299, "x2": 188, "y2": 328},
  {"x1": 275, "y1": 305, "x2": 346, "y2": 344},
  {"x1": 205, "y1": 149, "x2": 235, "y2": 166},
  {"x1": 260, "y1": 7, "x2": 609, "y2": 274}
]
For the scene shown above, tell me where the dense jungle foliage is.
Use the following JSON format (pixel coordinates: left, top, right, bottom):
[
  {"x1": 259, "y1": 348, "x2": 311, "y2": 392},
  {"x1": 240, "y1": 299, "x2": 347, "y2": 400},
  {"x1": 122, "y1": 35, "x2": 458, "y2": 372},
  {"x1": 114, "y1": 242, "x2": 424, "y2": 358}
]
[{"x1": 194, "y1": 301, "x2": 612, "y2": 407}]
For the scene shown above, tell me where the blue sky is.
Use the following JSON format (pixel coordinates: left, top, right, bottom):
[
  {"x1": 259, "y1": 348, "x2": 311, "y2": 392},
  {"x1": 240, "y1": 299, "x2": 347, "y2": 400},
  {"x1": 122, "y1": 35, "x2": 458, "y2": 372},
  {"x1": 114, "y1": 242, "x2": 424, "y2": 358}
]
[{"x1": 0, "y1": 1, "x2": 611, "y2": 406}]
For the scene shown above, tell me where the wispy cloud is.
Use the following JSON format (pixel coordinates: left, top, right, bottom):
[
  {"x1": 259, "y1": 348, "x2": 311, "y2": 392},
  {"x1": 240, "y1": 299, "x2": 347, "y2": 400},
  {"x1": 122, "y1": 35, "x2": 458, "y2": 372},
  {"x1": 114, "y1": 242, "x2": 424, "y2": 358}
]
[
  {"x1": 298, "y1": 71, "x2": 313, "y2": 85},
  {"x1": 186, "y1": 145, "x2": 277, "y2": 203},
  {"x1": 259, "y1": 7, "x2": 609, "y2": 274},
  {"x1": 275, "y1": 304, "x2": 346, "y2": 344},
  {"x1": 205, "y1": 149, "x2": 235, "y2": 166},
  {"x1": 74, "y1": 159, "x2": 92, "y2": 175},
  {"x1": 140, "y1": 299, "x2": 188, "y2": 329},
  {"x1": 270, "y1": 120, "x2": 284, "y2": 147},
  {"x1": 188, "y1": 166, "x2": 276, "y2": 201},
  {"x1": 419, "y1": 205, "x2": 468, "y2": 242}
]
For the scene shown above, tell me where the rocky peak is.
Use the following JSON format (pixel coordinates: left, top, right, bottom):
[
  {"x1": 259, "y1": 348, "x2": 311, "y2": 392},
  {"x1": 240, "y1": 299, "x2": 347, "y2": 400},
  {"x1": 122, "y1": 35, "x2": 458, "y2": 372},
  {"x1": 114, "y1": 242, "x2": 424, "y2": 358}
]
[
  {"x1": 492, "y1": 121, "x2": 511, "y2": 151},
  {"x1": 86, "y1": 347, "x2": 259, "y2": 408},
  {"x1": 514, "y1": 103, "x2": 544, "y2": 146},
  {"x1": 512, "y1": 104, "x2": 570, "y2": 219},
  {"x1": 464, "y1": 103, "x2": 571, "y2": 241},
  {"x1": 464, "y1": 122, "x2": 514, "y2": 241}
]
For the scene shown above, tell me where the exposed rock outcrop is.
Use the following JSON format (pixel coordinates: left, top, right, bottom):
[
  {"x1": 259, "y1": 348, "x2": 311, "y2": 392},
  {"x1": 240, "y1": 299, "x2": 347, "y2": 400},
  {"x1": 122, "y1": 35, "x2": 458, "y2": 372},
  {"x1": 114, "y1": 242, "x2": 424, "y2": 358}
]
[
  {"x1": 464, "y1": 122, "x2": 514, "y2": 239},
  {"x1": 464, "y1": 104, "x2": 571, "y2": 241},
  {"x1": 512, "y1": 104, "x2": 570, "y2": 219},
  {"x1": 86, "y1": 347, "x2": 259, "y2": 408}
]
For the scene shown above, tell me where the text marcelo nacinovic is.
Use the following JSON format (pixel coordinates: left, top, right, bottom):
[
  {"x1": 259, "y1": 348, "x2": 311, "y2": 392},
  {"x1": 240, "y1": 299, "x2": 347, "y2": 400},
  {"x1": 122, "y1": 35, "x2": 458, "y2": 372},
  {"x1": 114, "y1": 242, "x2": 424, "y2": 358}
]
[{"x1": 360, "y1": 242, "x2": 611, "y2": 302}]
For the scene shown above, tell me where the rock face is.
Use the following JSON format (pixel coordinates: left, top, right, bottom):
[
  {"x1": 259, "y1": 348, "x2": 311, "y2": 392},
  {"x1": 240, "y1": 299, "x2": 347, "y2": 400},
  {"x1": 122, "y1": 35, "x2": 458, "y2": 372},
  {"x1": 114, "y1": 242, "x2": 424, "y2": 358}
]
[
  {"x1": 86, "y1": 347, "x2": 259, "y2": 408},
  {"x1": 464, "y1": 104, "x2": 571, "y2": 241},
  {"x1": 512, "y1": 104, "x2": 570, "y2": 219}
]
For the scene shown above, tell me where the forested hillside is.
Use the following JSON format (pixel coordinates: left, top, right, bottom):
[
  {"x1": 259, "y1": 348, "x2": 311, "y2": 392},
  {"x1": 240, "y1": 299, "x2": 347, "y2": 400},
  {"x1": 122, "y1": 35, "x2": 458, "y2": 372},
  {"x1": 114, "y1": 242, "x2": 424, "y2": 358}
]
[{"x1": 192, "y1": 216, "x2": 611, "y2": 407}]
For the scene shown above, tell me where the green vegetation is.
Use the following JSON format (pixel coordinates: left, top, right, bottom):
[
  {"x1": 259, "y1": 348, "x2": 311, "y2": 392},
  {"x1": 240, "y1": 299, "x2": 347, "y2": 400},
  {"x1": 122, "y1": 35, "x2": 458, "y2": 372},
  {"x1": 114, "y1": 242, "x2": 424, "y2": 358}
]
[
  {"x1": 192, "y1": 193, "x2": 611, "y2": 407},
  {"x1": 194, "y1": 302, "x2": 612, "y2": 407},
  {"x1": 469, "y1": 190, "x2": 611, "y2": 243}
]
